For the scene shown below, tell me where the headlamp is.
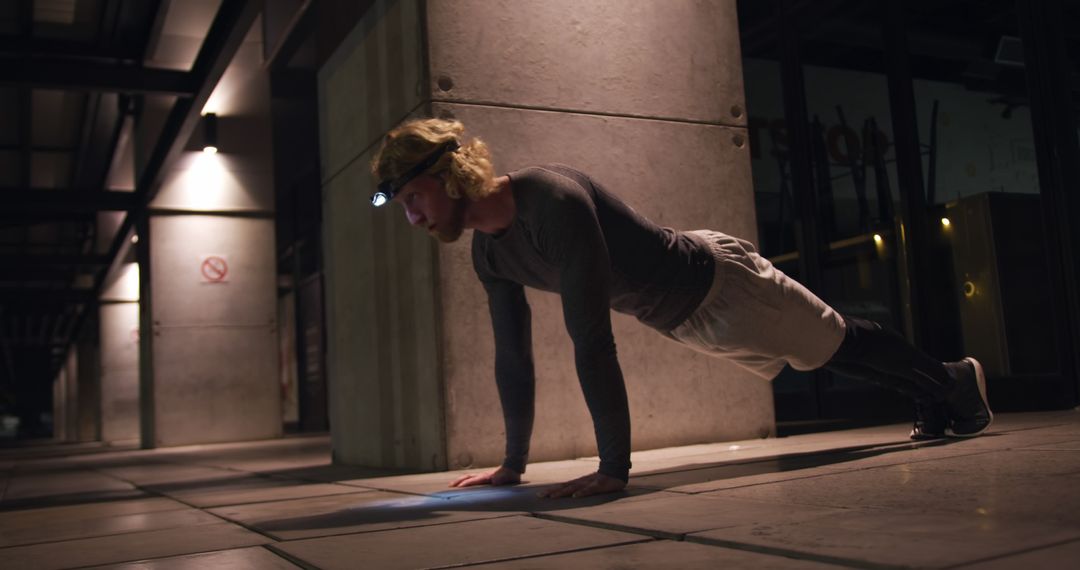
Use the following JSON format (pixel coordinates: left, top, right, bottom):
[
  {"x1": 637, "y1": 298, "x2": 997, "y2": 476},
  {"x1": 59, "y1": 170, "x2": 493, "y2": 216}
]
[{"x1": 372, "y1": 140, "x2": 460, "y2": 207}]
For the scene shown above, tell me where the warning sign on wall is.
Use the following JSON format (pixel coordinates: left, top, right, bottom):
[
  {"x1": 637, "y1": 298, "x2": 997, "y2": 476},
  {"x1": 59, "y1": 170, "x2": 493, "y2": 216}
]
[{"x1": 200, "y1": 255, "x2": 229, "y2": 283}]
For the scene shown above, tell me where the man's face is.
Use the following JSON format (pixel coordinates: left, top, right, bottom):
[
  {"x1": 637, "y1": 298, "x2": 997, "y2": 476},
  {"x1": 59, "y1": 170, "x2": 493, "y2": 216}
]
[{"x1": 394, "y1": 175, "x2": 466, "y2": 243}]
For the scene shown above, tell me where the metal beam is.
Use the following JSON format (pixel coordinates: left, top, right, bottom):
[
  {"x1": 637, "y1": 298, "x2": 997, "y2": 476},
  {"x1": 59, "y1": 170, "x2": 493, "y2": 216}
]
[
  {"x1": 0, "y1": 59, "x2": 197, "y2": 95},
  {"x1": 0, "y1": 266, "x2": 90, "y2": 282},
  {"x1": 0, "y1": 288, "x2": 96, "y2": 306},
  {"x1": 0, "y1": 254, "x2": 110, "y2": 268},
  {"x1": 0, "y1": 211, "x2": 97, "y2": 223},
  {"x1": 0, "y1": 38, "x2": 129, "y2": 62},
  {"x1": 0, "y1": 188, "x2": 137, "y2": 212},
  {"x1": 74, "y1": 0, "x2": 261, "y2": 358},
  {"x1": 883, "y1": 0, "x2": 933, "y2": 348},
  {"x1": 1018, "y1": 0, "x2": 1080, "y2": 403},
  {"x1": 265, "y1": 0, "x2": 313, "y2": 72}
]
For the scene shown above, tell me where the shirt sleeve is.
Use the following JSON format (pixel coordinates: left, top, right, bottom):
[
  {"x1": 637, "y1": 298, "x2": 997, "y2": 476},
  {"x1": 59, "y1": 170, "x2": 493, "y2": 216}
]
[
  {"x1": 480, "y1": 275, "x2": 536, "y2": 474},
  {"x1": 534, "y1": 186, "x2": 632, "y2": 482}
]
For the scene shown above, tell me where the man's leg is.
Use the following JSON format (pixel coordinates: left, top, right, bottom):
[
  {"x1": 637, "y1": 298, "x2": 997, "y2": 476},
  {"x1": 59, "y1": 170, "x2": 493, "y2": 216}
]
[
  {"x1": 825, "y1": 360, "x2": 949, "y2": 439},
  {"x1": 825, "y1": 316, "x2": 993, "y2": 438}
]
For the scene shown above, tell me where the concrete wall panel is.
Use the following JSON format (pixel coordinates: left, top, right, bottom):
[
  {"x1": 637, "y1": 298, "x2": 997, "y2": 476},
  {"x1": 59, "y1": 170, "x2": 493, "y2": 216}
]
[
  {"x1": 426, "y1": 0, "x2": 747, "y2": 126},
  {"x1": 151, "y1": 151, "x2": 275, "y2": 212},
  {"x1": 318, "y1": 0, "x2": 425, "y2": 182},
  {"x1": 433, "y1": 103, "x2": 770, "y2": 470},
  {"x1": 52, "y1": 367, "x2": 67, "y2": 441},
  {"x1": 150, "y1": 216, "x2": 277, "y2": 326},
  {"x1": 319, "y1": 0, "x2": 768, "y2": 473},
  {"x1": 148, "y1": 215, "x2": 280, "y2": 446},
  {"x1": 322, "y1": 145, "x2": 445, "y2": 470},
  {"x1": 76, "y1": 338, "x2": 100, "y2": 442},
  {"x1": 100, "y1": 302, "x2": 140, "y2": 444},
  {"x1": 152, "y1": 326, "x2": 279, "y2": 446}
]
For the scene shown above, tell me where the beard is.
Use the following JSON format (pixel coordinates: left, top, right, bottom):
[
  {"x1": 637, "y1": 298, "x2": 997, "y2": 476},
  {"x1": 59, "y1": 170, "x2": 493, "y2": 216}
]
[{"x1": 430, "y1": 198, "x2": 467, "y2": 243}]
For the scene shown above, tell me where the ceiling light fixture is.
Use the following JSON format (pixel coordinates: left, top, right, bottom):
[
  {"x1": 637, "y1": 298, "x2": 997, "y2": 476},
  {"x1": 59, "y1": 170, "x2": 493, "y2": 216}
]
[{"x1": 202, "y1": 113, "x2": 218, "y2": 154}]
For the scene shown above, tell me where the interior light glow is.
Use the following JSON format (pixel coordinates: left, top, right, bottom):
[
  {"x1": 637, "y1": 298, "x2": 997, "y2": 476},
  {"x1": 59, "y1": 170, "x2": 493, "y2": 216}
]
[
  {"x1": 941, "y1": 217, "x2": 951, "y2": 228},
  {"x1": 873, "y1": 233, "x2": 883, "y2": 245},
  {"x1": 131, "y1": 234, "x2": 139, "y2": 244}
]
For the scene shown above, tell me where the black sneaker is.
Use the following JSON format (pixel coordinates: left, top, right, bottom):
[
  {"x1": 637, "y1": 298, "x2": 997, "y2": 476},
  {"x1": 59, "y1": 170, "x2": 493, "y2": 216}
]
[
  {"x1": 910, "y1": 398, "x2": 948, "y2": 440},
  {"x1": 945, "y1": 357, "x2": 993, "y2": 437}
]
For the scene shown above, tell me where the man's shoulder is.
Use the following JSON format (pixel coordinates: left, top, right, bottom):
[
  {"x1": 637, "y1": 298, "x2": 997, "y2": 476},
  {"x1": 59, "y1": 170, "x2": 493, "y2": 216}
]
[
  {"x1": 510, "y1": 164, "x2": 594, "y2": 215},
  {"x1": 511, "y1": 164, "x2": 589, "y2": 188}
]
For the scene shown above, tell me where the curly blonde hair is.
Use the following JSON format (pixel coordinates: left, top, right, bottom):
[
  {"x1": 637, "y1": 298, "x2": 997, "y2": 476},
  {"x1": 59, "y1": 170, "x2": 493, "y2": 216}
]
[{"x1": 371, "y1": 118, "x2": 496, "y2": 201}]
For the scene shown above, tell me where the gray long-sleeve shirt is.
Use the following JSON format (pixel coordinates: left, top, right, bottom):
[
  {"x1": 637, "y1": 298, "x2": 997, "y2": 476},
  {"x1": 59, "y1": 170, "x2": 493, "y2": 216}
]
[{"x1": 471, "y1": 164, "x2": 715, "y2": 482}]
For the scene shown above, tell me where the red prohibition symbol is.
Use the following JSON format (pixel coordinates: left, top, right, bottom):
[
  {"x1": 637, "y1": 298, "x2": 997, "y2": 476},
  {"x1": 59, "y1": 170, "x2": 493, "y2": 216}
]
[{"x1": 201, "y1": 255, "x2": 228, "y2": 283}]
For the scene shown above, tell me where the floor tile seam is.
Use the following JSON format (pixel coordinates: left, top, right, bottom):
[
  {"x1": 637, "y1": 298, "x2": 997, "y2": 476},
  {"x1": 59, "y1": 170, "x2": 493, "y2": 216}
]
[
  {"x1": 331, "y1": 481, "x2": 459, "y2": 499},
  {"x1": 625, "y1": 440, "x2": 937, "y2": 482},
  {"x1": 851, "y1": 449, "x2": 1011, "y2": 471},
  {"x1": 264, "y1": 543, "x2": 321, "y2": 570},
  {"x1": 0, "y1": 490, "x2": 156, "y2": 512},
  {"x1": 0, "y1": 508, "x2": 226, "y2": 549},
  {"x1": 0, "y1": 501, "x2": 190, "y2": 524},
  {"x1": 685, "y1": 448, "x2": 1004, "y2": 493},
  {"x1": 681, "y1": 465, "x2": 901, "y2": 493},
  {"x1": 682, "y1": 491, "x2": 880, "y2": 516},
  {"x1": 149, "y1": 477, "x2": 364, "y2": 498},
  {"x1": 530, "y1": 508, "x2": 882, "y2": 568},
  {"x1": 686, "y1": 491, "x2": 1079, "y2": 524},
  {"x1": 994, "y1": 424, "x2": 1075, "y2": 435},
  {"x1": 183, "y1": 488, "x2": 377, "y2": 510},
  {"x1": 271, "y1": 512, "x2": 527, "y2": 543},
  {"x1": 60, "y1": 544, "x2": 285, "y2": 570},
  {"x1": 689, "y1": 490, "x2": 910, "y2": 514},
  {"x1": 683, "y1": 533, "x2": 909, "y2": 570},
  {"x1": 90, "y1": 462, "x2": 316, "y2": 498},
  {"x1": 0, "y1": 520, "x2": 247, "y2": 553},
  {"x1": 1012, "y1": 444, "x2": 1080, "y2": 452},
  {"x1": 938, "y1": 534, "x2": 1080, "y2": 569},
  {"x1": 1022, "y1": 446, "x2": 1080, "y2": 452},
  {"x1": 629, "y1": 451, "x2": 993, "y2": 493},
  {"x1": 86, "y1": 467, "x2": 293, "y2": 545},
  {"x1": 530, "y1": 511, "x2": 686, "y2": 541},
  {"x1": 428, "y1": 537, "x2": 658, "y2": 569}
]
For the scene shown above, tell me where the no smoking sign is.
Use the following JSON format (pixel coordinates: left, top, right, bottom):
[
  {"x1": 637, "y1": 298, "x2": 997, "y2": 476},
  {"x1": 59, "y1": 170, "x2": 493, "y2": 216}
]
[{"x1": 200, "y1": 255, "x2": 229, "y2": 284}]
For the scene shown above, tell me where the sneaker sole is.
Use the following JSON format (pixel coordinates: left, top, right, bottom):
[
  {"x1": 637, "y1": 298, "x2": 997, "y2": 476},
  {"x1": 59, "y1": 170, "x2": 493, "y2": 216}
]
[{"x1": 947, "y1": 357, "x2": 994, "y2": 437}]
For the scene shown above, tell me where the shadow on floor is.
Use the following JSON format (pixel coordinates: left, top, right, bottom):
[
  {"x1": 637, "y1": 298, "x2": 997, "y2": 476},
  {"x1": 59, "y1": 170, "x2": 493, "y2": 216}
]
[{"x1": 255, "y1": 436, "x2": 978, "y2": 534}]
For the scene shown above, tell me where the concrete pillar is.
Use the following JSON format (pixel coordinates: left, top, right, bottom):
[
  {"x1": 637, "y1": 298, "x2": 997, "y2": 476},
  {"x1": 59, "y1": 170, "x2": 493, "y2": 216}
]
[
  {"x1": 136, "y1": 19, "x2": 281, "y2": 447},
  {"x1": 51, "y1": 364, "x2": 66, "y2": 441},
  {"x1": 52, "y1": 349, "x2": 79, "y2": 442},
  {"x1": 319, "y1": 0, "x2": 769, "y2": 472},
  {"x1": 100, "y1": 263, "x2": 141, "y2": 445},
  {"x1": 75, "y1": 334, "x2": 100, "y2": 442}
]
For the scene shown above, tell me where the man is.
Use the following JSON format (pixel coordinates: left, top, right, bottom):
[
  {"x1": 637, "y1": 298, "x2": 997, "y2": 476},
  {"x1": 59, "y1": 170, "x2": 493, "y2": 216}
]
[{"x1": 369, "y1": 118, "x2": 992, "y2": 499}]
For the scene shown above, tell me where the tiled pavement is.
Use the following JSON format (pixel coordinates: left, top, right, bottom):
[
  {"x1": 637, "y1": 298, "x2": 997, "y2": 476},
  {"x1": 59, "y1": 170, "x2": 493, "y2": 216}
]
[{"x1": 2, "y1": 410, "x2": 1079, "y2": 569}]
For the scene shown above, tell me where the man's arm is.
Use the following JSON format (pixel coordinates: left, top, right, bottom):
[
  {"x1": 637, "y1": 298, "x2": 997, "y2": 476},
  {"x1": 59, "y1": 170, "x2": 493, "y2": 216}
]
[
  {"x1": 483, "y1": 278, "x2": 536, "y2": 474},
  {"x1": 535, "y1": 188, "x2": 632, "y2": 486}
]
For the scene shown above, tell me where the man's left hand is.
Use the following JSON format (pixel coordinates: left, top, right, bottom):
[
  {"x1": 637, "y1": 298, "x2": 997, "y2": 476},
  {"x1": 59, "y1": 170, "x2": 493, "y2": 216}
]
[{"x1": 538, "y1": 471, "x2": 626, "y2": 499}]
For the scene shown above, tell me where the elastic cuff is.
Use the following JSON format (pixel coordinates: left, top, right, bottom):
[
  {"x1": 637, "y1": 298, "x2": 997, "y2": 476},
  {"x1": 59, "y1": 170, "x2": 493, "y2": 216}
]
[
  {"x1": 502, "y1": 456, "x2": 526, "y2": 474},
  {"x1": 598, "y1": 464, "x2": 629, "y2": 483}
]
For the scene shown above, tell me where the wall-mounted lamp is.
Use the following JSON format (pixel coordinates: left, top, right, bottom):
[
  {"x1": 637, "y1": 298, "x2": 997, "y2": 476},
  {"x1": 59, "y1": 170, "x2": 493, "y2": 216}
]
[{"x1": 202, "y1": 113, "x2": 218, "y2": 154}]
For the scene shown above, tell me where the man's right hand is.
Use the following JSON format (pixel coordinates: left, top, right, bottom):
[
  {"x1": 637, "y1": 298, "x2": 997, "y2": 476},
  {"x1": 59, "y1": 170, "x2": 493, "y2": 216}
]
[{"x1": 449, "y1": 465, "x2": 521, "y2": 488}]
